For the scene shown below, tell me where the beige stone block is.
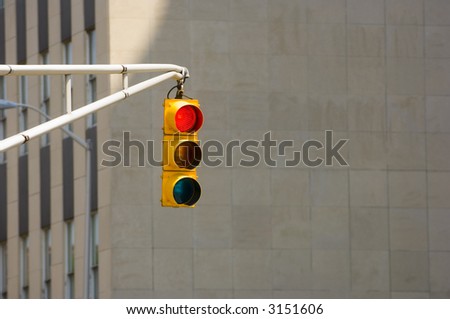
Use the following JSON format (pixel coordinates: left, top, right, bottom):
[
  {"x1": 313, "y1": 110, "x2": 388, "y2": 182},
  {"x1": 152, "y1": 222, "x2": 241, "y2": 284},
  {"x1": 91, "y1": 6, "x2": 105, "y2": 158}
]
[
  {"x1": 230, "y1": 22, "x2": 268, "y2": 54},
  {"x1": 428, "y1": 172, "x2": 450, "y2": 208},
  {"x1": 111, "y1": 205, "x2": 151, "y2": 249},
  {"x1": 347, "y1": 0, "x2": 385, "y2": 24},
  {"x1": 269, "y1": 93, "x2": 308, "y2": 131},
  {"x1": 268, "y1": 0, "x2": 307, "y2": 23},
  {"x1": 388, "y1": 172, "x2": 427, "y2": 208},
  {"x1": 233, "y1": 249, "x2": 272, "y2": 290},
  {"x1": 153, "y1": 290, "x2": 193, "y2": 299},
  {"x1": 350, "y1": 170, "x2": 388, "y2": 207},
  {"x1": 427, "y1": 133, "x2": 450, "y2": 170},
  {"x1": 194, "y1": 205, "x2": 232, "y2": 248},
  {"x1": 269, "y1": 55, "x2": 307, "y2": 94},
  {"x1": 112, "y1": 248, "x2": 152, "y2": 290},
  {"x1": 308, "y1": 57, "x2": 347, "y2": 95},
  {"x1": 348, "y1": 57, "x2": 386, "y2": 96},
  {"x1": 426, "y1": 59, "x2": 450, "y2": 95},
  {"x1": 199, "y1": 168, "x2": 232, "y2": 206},
  {"x1": 308, "y1": 95, "x2": 347, "y2": 131},
  {"x1": 229, "y1": 92, "x2": 269, "y2": 131},
  {"x1": 273, "y1": 250, "x2": 312, "y2": 290},
  {"x1": 110, "y1": 167, "x2": 152, "y2": 205},
  {"x1": 387, "y1": 58, "x2": 424, "y2": 95},
  {"x1": 153, "y1": 249, "x2": 193, "y2": 291},
  {"x1": 307, "y1": 131, "x2": 349, "y2": 168},
  {"x1": 307, "y1": 0, "x2": 346, "y2": 24},
  {"x1": 387, "y1": 26, "x2": 424, "y2": 58},
  {"x1": 347, "y1": 25, "x2": 385, "y2": 57},
  {"x1": 351, "y1": 250, "x2": 389, "y2": 292},
  {"x1": 390, "y1": 251, "x2": 429, "y2": 292},
  {"x1": 387, "y1": 133, "x2": 426, "y2": 170},
  {"x1": 430, "y1": 252, "x2": 450, "y2": 293},
  {"x1": 426, "y1": 96, "x2": 450, "y2": 133},
  {"x1": 190, "y1": 0, "x2": 230, "y2": 21},
  {"x1": 194, "y1": 290, "x2": 234, "y2": 298},
  {"x1": 230, "y1": 0, "x2": 268, "y2": 22},
  {"x1": 269, "y1": 22, "x2": 307, "y2": 55},
  {"x1": 389, "y1": 208, "x2": 428, "y2": 251},
  {"x1": 387, "y1": 96, "x2": 425, "y2": 132},
  {"x1": 348, "y1": 132, "x2": 387, "y2": 169},
  {"x1": 387, "y1": 0, "x2": 424, "y2": 25},
  {"x1": 312, "y1": 206, "x2": 349, "y2": 250},
  {"x1": 391, "y1": 292, "x2": 430, "y2": 298},
  {"x1": 312, "y1": 250, "x2": 350, "y2": 290},
  {"x1": 233, "y1": 290, "x2": 273, "y2": 298},
  {"x1": 153, "y1": 209, "x2": 192, "y2": 248},
  {"x1": 191, "y1": 21, "x2": 229, "y2": 54},
  {"x1": 191, "y1": 53, "x2": 230, "y2": 91},
  {"x1": 425, "y1": 0, "x2": 450, "y2": 26},
  {"x1": 232, "y1": 206, "x2": 272, "y2": 249},
  {"x1": 272, "y1": 206, "x2": 311, "y2": 249},
  {"x1": 232, "y1": 169, "x2": 271, "y2": 206},
  {"x1": 308, "y1": 24, "x2": 346, "y2": 56},
  {"x1": 426, "y1": 27, "x2": 450, "y2": 58},
  {"x1": 194, "y1": 249, "x2": 232, "y2": 289},
  {"x1": 348, "y1": 96, "x2": 386, "y2": 131},
  {"x1": 428, "y1": 210, "x2": 450, "y2": 251},
  {"x1": 273, "y1": 290, "x2": 315, "y2": 299},
  {"x1": 351, "y1": 207, "x2": 389, "y2": 250},
  {"x1": 231, "y1": 54, "x2": 269, "y2": 92},
  {"x1": 310, "y1": 170, "x2": 349, "y2": 206},
  {"x1": 271, "y1": 169, "x2": 309, "y2": 205}
]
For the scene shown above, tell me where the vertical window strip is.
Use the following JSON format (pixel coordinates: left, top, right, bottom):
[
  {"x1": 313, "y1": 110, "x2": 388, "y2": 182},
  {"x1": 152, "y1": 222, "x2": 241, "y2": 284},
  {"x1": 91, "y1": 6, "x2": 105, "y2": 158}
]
[
  {"x1": 18, "y1": 76, "x2": 28, "y2": 155},
  {"x1": 0, "y1": 76, "x2": 6, "y2": 163},
  {"x1": 65, "y1": 221, "x2": 74, "y2": 298},
  {"x1": 40, "y1": 53, "x2": 50, "y2": 147},
  {"x1": 0, "y1": 242, "x2": 6, "y2": 299},
  {"x1": 42, "y1": 229, "x2": 51, "y2": 298},
  {"x1": 20, "y1": 236, "x2": 29, "y2": 299},
  {"x1": 90, "y1": 212, "x2": 99, "y2": 298},
  {"x1": 86, "y1": 30, "x2": 96, "y2": 127}
]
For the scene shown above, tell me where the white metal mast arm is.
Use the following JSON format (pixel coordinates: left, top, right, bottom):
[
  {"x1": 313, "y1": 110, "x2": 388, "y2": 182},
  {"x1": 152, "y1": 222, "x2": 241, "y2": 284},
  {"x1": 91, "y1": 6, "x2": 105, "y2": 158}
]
[{"x1": 0, "y1": 64, "x2": 188, "y2": 152}]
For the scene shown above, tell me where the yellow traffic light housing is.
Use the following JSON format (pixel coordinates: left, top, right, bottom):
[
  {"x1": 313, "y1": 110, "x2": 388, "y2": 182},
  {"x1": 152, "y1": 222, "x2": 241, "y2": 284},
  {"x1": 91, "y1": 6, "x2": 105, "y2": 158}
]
[{"x1": 161, "y1": 98, "x2": 203, "y2": 208}]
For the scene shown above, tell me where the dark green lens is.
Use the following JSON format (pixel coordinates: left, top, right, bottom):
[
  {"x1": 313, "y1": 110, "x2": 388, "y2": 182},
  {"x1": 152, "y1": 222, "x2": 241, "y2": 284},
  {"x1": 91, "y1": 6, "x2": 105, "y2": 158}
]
[{"x1": 173, "y1": 178, "x2": 201, "y2": 205}]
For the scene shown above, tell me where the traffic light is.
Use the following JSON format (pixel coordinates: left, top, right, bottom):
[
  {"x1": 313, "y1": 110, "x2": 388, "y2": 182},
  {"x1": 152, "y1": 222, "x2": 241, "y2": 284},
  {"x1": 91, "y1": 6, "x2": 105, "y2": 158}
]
[{"x1": 161, "y1": 98, "x2": 203, "y2": 207}]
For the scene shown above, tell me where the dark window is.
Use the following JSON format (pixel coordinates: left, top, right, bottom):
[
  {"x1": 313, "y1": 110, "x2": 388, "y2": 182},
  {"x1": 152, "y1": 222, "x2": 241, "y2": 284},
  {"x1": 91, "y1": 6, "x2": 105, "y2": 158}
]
[
  {"x1": 40, "y1": 145, "x2": 51, "y2": 228},
  {"x1": 84, "y1": 0, "x2": 95, "y2": 31},
  {"x1": 18, "y1": 155, "x2": 28, "y2": 236},
  {"x1": 38, "y1": 0, "x2": 49, "y2": 53},
  {"x1": 86, "y1": 127, "x2": 98, "y2": 211},
  {"x1": 0, "y1": 4, "x2": 5, "y2": 64},
  {"x1": 60, "y1": 0, "x2": 71, "y2": 43},
  {"x1": 63, "y1": 138, "x2": 74, "y2": 221},
  {"x1": 16, "y1": 0, "x2": 27, "y2": 64},
  {"x1": 0, "y1": 163, "x2": 7, "y2": 242}
]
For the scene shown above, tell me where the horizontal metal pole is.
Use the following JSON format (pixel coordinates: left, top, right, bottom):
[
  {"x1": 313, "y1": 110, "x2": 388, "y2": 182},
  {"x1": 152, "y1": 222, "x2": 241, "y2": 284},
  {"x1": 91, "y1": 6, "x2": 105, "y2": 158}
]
[
  {"x1": 0, "y1": 63, "x2": 187, "y2": 76},
  {"x1": 0, "y1": 71, "x2": 182, "y2": 152}
]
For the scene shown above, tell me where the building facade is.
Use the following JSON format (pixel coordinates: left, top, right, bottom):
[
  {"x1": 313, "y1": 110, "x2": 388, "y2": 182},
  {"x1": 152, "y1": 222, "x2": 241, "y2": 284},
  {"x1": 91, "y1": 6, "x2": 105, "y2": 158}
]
[{"x1": 0, "y1": 0, "x2": 450, "y2": 299}]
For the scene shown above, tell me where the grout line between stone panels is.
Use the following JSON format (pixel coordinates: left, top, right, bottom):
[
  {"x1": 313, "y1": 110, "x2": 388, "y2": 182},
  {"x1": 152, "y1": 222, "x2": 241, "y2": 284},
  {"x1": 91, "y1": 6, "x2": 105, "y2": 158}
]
[
  {"x1": 383, "y1": 0, "x2": 393, "y2": 299},
  {"x1": 423, "y1": 0, "x2": 432, "y2": 296}
]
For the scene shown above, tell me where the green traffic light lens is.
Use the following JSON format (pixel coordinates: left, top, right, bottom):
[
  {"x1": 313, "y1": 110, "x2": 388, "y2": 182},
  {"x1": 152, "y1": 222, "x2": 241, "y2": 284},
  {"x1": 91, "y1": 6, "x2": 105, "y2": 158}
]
[{"x1": 173, "y1": 177, "x2": 201, "y2": 206}]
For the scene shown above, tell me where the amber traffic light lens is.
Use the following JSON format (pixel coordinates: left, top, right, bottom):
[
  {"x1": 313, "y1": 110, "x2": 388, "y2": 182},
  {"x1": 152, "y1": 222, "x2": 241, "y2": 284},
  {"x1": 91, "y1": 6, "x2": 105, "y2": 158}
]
[{"x1": 174, "y1": 141, "x2": 202, "y2": 169}]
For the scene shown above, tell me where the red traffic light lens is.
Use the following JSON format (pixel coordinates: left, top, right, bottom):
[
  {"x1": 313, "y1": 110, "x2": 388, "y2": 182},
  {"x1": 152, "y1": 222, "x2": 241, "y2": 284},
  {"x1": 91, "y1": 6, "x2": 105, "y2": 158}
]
[{"x1": 175, "y1": 105, "x2": 203, "y2": 133}]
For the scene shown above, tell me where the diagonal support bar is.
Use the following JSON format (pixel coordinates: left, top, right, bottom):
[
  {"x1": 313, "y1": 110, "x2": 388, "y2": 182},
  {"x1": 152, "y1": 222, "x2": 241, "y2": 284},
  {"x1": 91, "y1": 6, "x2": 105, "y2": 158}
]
[{"x1": 0, "y1": 70, "x2": 184, "y2": 152}]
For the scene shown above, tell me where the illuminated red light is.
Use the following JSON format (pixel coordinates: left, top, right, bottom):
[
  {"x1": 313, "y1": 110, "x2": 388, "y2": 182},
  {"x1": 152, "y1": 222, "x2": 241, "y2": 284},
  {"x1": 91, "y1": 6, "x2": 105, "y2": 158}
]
[{"x1": 175, "y1": 105, "x2": 203, "y2": 133}]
